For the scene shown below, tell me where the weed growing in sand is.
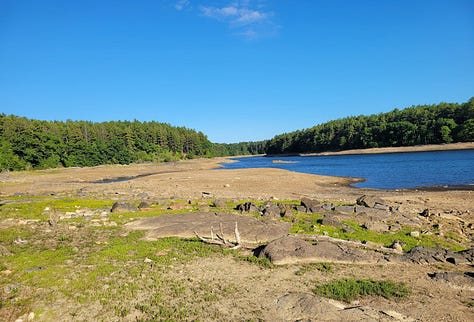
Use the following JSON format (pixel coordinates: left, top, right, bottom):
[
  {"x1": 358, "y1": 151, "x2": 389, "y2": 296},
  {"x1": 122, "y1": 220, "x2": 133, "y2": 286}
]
[
  {"x1": 295, "y1": 262, "x2": 333, "y2": 276},
  {"x1": 313, "y1": 278, "x2": 410, "y2": 302},
  {"x1": 237, "y1": 255, "x2": 274, "y2": 269}
]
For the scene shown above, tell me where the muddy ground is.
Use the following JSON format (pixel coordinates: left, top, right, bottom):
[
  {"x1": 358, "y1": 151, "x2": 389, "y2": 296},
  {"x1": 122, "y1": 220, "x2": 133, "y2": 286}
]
[{"x1": 0, "y1": 152, "x2": 473, "y2": 321}]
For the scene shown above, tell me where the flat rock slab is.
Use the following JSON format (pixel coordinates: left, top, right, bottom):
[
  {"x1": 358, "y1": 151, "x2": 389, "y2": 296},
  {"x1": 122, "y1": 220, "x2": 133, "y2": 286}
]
[
  {"x1": 259, "y1": 236, "x2": 382, "y2": 265},
  {"x1": 275, "y1": 293, "x2": 414, "y2": 321},
  {"x1": 125, "y1": 212, "x2": 291, "y2": 244}
]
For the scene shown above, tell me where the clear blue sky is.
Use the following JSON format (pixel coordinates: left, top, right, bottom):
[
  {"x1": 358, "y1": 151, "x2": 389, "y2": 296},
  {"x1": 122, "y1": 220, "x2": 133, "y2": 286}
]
[{"x1": 1, "y1": 0, "x2": 473, "y2": 143}]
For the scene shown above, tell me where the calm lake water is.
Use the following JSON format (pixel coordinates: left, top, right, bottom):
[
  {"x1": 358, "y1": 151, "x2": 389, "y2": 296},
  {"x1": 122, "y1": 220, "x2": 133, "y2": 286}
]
[{"x1": 220, "y1": 149, "x2": 474, "y2": 190}]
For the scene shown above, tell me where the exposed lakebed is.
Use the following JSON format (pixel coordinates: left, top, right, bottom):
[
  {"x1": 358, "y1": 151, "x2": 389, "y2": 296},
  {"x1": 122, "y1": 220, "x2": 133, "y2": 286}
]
[{"x1": 221, "y1": 149, "x2": 474, "y2": 190}]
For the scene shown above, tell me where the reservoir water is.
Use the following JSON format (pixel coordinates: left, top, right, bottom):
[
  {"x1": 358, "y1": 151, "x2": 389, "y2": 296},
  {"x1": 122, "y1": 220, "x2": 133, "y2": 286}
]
[{"x1": 220, "y1": 149, "x2": 474, "y2": 190}]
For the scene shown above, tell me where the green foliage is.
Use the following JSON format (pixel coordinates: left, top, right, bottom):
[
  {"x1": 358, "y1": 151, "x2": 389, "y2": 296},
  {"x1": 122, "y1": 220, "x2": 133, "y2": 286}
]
[
  {"x1": 213, "y1": 141, "x2": 267, "y2": 156},
  {"x1": 289, "y1": 212, "x2": 466, "y2": 252},
  {"x1": 313, "y1": 279, "x2": 410, "y2": 302},
  {"x1": 0, "y1": 115, "x2": 217, "y2": 170},
  {"x1": 265, "y1": 98, "x2": 474, "y2": 154}
]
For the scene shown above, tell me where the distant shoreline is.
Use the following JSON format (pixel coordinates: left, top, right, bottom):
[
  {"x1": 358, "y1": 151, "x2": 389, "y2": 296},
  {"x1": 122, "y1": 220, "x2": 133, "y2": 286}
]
[{"x1": 299, "y1": 142, "x2": 474, "y2": 157}]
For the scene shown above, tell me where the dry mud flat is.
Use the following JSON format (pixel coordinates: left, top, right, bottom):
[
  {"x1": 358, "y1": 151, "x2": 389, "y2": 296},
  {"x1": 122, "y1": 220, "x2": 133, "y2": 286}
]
[{"x1": 0, "y1": 150, "x2": 473, "y2": 321}]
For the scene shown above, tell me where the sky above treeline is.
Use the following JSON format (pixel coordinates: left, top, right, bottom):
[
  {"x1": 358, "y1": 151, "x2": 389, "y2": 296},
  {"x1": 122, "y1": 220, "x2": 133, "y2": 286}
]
[{"x1": 1, "y1": 0, "x2": 473, "y2": 143}]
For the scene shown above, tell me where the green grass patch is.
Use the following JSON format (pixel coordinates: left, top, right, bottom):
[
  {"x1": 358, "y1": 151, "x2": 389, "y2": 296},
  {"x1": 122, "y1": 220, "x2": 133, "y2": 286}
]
[
  {"x1": 313, "y1": 278, "x2": 410, "y2": 302},
  {"x1": 0, "y1": 196, "x2": 113, "y2": 220},
  {"x1": 288, "y1": 212, "x2": 466, "y2": 252},
  {"x1": 295, "y1": 262, "x2": 333, "y2": 276},
  {"x1": 237, "y1": 255, "x2": 274, "y2": 269}
]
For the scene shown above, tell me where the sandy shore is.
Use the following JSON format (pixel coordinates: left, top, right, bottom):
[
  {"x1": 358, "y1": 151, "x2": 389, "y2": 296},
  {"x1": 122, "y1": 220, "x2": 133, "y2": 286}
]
[
  {"x1": 1, "y1": 147, "x2": 473, "y2": 321},
  {"x1": 1, "y1": 149, "x2": 472, "y2": 218},
  {"x1": 303, "y1": 141, "x2": 474, "y2": 156}
]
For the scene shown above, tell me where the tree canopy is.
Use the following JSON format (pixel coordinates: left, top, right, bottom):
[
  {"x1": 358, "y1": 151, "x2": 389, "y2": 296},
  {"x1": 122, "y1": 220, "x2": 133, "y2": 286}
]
[
  {"x1": 1, "y1": 98, "x2": 472, "y2": 171},
  {"x1": 265, "y1": 98, "x2": 474, "y2": 155}
]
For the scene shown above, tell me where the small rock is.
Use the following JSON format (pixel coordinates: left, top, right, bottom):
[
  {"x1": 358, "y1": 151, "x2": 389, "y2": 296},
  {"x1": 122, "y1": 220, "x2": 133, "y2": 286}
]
[
  {"x1": 342, "y1": 224, "x2": 355, "y2": 233},
  {"x1": 410, "y1": 231, "x2": 420, "y2": 238},
  {"x1": 223, "y1": 184, "x2": 230, "y2": 188},
  {"x1": 262, "y1": 203, "x2": 281, "y2": 218},
  {"x1": 301, "y1": 197, "x2": 319, "y2": 213},
  {"x1": 320, "y1": 215, "x2": 343, "y2": 228},
  {"x1": 0, "y1": 245, "x2": 12, "y2": 256},
  {"x1": 419, "y1": 208, "x2": 430, "y2": 217},
  {"x1": 235, "y1": 202, "x2": 259, "y2": 213},
  {"x1": 361, "y1": 222, "x2": 390, "y2": 233},
  {"x1": 373, "y1": 203, "x2": 390, "y2": 211},
  {"x1": 364, "y1": 241, "x2": 383, "y2": 249},
  {"x1": 111, "y1": 201, "x2": 137, "y2": 213},
  {"x1": 356, "y1": 195, "x2": 385, "y2": 208},
  {"x1": 144, "y1": 257, "x2": 153, "y2": 263},
  {"x1": 138, "y1": 201, "x2": 151, "y2": 209},
  {"x1": 388, "y1": 223, "x2": 401, "y2": 231},
  {"x1": 390, "y1": 241, "x2": 404, "y2": 254},
  {"x1": 211, "y1": 199, "x2": 227, "y2": 208}
]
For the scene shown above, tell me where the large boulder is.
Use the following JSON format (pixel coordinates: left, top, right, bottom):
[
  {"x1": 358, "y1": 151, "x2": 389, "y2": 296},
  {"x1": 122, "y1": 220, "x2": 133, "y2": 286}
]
[
  {"x1": 275, "y1": 293, "x2": 409, "y2": 321},
  {"x1": 258, "y1": 236, "x2": 318, "y2": 265},
  {"x1": 258, "y1": 236, "x2": 379, "y2": 265},
  {"x1": 125, "y1": 212, "x2": 290, "y2": 244},
  {"x1": 428, "y1": 271, "x2": 474, "y2": 290},
  {"x1": 404, "y1": 246, "x2": 469, "y2": 265}
]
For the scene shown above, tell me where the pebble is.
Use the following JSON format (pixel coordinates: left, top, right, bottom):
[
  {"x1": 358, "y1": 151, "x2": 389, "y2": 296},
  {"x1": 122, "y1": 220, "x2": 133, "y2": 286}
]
[{"x1": 410, "y1": 231, "x2": 420, "y2": 238}]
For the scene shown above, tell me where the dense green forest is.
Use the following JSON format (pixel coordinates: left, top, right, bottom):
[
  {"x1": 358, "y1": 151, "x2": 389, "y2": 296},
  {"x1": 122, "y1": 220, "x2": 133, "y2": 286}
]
[
  {"x1": 0, "y1": 115, "x2": 219, "y2": 170},
  {"x1": 265, "y1": 98, "x2": 474, "y2": 155},
  {"x1": 1, "y1": 98, "x2": 473, "y2": 171},
  {"x1": 0, "y1": 114, "x2": 266, "y2": 171}
]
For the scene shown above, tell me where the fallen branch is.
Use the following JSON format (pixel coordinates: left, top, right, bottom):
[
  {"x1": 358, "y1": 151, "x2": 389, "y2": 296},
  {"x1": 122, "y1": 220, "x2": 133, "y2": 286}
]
[{"x1": 195, "y1": 222, "x2": 243, "y2": 249}]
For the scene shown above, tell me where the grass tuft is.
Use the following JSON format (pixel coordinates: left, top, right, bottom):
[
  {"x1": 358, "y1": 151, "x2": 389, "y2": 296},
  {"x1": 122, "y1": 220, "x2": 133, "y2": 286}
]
[
  {"x1": 313, "y1": 278, "x2": 410, "y2": 302},
  {"x1": 295, "y1": 262, "x2": 333, "y2": 275},
  {"x1": 237, "y1": 255, "x2": 274, "y2": 269}
]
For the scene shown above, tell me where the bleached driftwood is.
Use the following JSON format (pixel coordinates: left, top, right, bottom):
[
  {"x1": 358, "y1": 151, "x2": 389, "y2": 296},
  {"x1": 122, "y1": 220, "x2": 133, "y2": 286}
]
[{"x1": 195, "y1": 222, "x2": 243, "y2": 249}]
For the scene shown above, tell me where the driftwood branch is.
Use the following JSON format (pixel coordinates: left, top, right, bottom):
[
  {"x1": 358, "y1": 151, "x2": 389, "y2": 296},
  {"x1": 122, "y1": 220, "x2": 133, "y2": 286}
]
[{"x1": 195, "y1": 222, "x2": 242, "y2": 249}]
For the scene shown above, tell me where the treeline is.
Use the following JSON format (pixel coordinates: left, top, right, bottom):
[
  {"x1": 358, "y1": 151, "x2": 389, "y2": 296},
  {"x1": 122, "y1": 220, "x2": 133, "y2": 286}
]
[
  {"x1": 214, "y1": 141, "x2": 267, "y2": 156},
  {"x1": 265, "y1": 98, "x2": 474, "y2": 155},
  {"x1": 0, "y1": 115, "x2": 267, "y2": 171},
  {"x1": 0, "y1": 115, "x2": 221, "y2": 170},
  {"x1": 1, "y1": 98, "x2": 472, "y2": 171}
]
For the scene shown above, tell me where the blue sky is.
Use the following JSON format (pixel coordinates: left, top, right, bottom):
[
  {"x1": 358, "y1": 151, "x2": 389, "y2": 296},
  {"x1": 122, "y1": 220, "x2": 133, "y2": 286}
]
[{"x1": 1, "y1": 0, "x2": 473, "y2": 143}]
